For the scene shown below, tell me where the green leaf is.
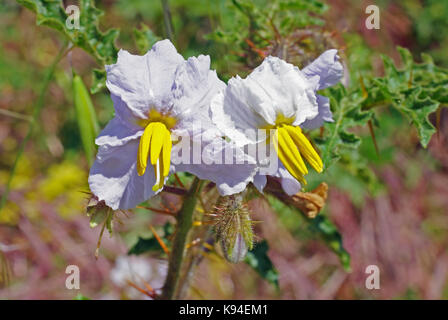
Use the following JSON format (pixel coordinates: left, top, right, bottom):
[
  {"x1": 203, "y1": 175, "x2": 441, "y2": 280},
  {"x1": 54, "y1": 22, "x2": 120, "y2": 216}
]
[
  {"x1": 128, "y1": 223, "x2": 174, "y2": 255},
  {"x1": 309, "y1": 215, "x2": 351, "y2": 271},
  {"x1": 400, "y1": 88, "x2": 440, "y2": 147},
  {"x1": 244, "y1": 240, "x2": 279, "y2": 288},
  {"x1": 207, "y1": 0, "x2": 328, "y2": 76},
  {"x1": 17, "y1": 0, "x2": 119, "y2": 65},
  {"x1": 371, "y1": 47, "x2": 448, "y2": 147},
  {"x1": 90, "y1": 68, "x2": 107, "y2": 94},
  {"x1": 133, "y1": 23, "x2": 161, "y2": 55},
  {"x1": 317, "y1": 84, "x2": 374, "y2": 168},
  {"x1": 17, "y1": 0, "x2": 119, "y2": 95},
  {"x1": 73, "y1": 73, "x2": 99, "y2": 165}
]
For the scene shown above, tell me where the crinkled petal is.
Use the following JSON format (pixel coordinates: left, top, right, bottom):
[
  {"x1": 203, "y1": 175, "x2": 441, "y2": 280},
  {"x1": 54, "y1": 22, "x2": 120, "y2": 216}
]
[
  {"x1": 171, "y1": 55, "x2": 225, "y2": 122},
  {"x1": 88, "y1": 140, "x2": 160, "y2": 210},
  {"x1": 95, "y1": 116, "x2": 142, "y2": 148},
  {"x1": 172, "y1": 137, "x2": 257, "y2": 196},
  {"x1": 247, "y1": 56, "x2": 317, "y2": 126},
  {"x1": 106, "y1": 40, "x2": 184, "y2": 123},
  {"x1": 301, "y1": 95, "x2": 333, "y2": 130},
  {"x1": 302, "y1": 49, "x2": 343, "y2": 90},
  {"x1": 211, "y1": 56, "x2": 318, "y2": 146},
  {"x1": 211, "y1": 91, "x2": 259, "y2": 146},
  {"x1": 277, "y1": 165, "x2": 302, "y2": 196}
]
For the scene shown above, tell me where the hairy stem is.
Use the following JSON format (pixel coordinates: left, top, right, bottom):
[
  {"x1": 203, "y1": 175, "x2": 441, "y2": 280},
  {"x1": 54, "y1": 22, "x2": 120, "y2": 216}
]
[
  {"x1": 0, "y1": 42, "x2": 69, "y2": 213},
  {"x1": 161, "y1": 177, "x2": 203, "y2": 299}
]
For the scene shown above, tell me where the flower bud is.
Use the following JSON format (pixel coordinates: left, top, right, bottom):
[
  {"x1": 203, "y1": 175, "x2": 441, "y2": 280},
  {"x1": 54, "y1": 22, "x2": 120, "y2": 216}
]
[
  {"x1": 86, "y1": 195, "x2": 112, "y2": 229},
  {"x1": 86, "y1": 194, "x2": 115, "y2": 258},
  {"x1": 213, "y1": 194, "x2": 254, "y2": 263}
]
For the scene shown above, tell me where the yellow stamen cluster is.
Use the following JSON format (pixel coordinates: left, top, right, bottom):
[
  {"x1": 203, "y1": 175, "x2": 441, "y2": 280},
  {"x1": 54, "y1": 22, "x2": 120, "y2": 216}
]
[
  {"x1": 137, "y1": 122, "x2": 172, "y2": 191},
  {"x1": 273, "y1": 124, "x2": 323, "y2": 185},
  {"x1": 137, "y1": 109, "x2": 177, "y2": 130}
]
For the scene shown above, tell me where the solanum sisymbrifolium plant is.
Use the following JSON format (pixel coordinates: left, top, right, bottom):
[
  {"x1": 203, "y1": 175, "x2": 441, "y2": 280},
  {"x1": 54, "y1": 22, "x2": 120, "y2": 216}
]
[
  {"x1": 10, "y1": 0, "x2": 448, "y2": 300},
  {"x1": 211, "y1": 50, "x2": 343, "y2": 196},
  {"x1": 88, "y1": 39, "x2": 256, "y2": 210}
]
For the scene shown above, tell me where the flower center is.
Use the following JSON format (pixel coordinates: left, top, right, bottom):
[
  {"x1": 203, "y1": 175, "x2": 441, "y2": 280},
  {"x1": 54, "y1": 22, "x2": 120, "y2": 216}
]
[
  {"x1": 137, "y1": 121, "x2": 172, "y2": 192},
  {"x1": 272, "y1": 124, "x2": 323, "y2": 185},
  {"x1": 137, "y1": 109, "x2": 177, "y2": 130}
]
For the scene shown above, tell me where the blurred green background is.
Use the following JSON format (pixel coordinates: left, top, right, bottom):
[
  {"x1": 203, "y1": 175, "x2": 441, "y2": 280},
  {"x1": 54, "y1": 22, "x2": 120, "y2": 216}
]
[{"x1": 0, "y1": 0, "x2": 448, "y2": 299}]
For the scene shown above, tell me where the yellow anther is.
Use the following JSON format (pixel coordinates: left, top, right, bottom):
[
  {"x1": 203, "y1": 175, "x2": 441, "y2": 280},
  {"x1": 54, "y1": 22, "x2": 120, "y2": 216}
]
[
  {"x1": 162, "y1": 129, "x2": 172, "y2": 177},
  {"x1": 274, "y1": 127, "x2": 307, "y2": 185},
  {"x1": 272, "y1": 123, "x2": 323, "y2": 185},
  {"x1": 150, "y1": 122, "x2": 166, "y2": 165},
  {"x1": 285, "y1": 125, "x2": 323, "y2": 173},
  {"x1": 137, "y1": 124, "x2": 154, "y2": 176},
  {"x1": 137, "y1": 121, "x2": 172, "y2": 192}
]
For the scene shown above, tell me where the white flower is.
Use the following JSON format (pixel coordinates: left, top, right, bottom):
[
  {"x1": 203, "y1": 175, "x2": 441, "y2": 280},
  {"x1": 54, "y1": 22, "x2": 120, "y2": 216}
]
[
  {"x1": 212, "y1": 50, "x2": 343, "y2": 195},
  {"x1": 89, "y1": 40, "x2": 256, "y2": 210}
]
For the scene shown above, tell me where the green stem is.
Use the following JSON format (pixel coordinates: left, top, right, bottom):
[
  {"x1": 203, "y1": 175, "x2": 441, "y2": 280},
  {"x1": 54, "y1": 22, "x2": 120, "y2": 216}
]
[
  {"x1": 0, "y1": 42, "x2": 69, "y2": 213},
  {"x1": 160, "y1": 0, "x2": 175, "y2": 43},
  {"x1": 161, "y1": 177, "x2": 203, "y2": 299}
]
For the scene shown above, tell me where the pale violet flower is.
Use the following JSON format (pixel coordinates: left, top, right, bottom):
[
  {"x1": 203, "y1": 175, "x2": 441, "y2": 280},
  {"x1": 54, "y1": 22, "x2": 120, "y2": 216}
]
[
  {"x1": 89, "y1": 40, "x2": 256, "y2": 210},
  {"x1": 211, "y1": 50, "x2": 343, "y2": 195}
]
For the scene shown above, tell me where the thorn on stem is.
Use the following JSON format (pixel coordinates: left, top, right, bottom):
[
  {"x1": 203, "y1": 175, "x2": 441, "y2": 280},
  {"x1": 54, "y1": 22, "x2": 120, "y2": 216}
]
[
  {"x1": 137, "y1": 205, "x2": 174, "y2": 216},
  {"x1": 126, "y1": 280, "x2": 157, "y2": 299},
  {"x1": 149, "y1": 224, "x2": 170, "y2": 255}
]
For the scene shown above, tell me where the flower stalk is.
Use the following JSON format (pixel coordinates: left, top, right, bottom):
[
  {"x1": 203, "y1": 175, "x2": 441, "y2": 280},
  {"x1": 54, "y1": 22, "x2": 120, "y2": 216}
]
[{"x1": 161, "y1": 177, "x2": 203, "y2": 299}]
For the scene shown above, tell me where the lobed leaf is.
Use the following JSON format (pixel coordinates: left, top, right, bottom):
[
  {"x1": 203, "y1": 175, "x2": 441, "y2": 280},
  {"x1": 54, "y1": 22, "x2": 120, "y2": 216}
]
[
  {"x1": 370, "y1": 47, "x2": 448, "y2": 147},
  {"x1": 17, "y1": 0, "x2": 119, "y2": 92}
]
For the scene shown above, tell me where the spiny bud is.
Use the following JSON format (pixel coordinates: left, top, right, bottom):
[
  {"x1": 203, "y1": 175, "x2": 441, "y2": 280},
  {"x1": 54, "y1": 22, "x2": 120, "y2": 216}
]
[
  {"x1": 86, "y1": 194, "x2": 114, "y2": 259},
  {"x1": 213, "y1": 194, "x2": 254, "y2": 263},
  {"x1": 86, "y1": 195, "x2": 112, "y2": 230}
]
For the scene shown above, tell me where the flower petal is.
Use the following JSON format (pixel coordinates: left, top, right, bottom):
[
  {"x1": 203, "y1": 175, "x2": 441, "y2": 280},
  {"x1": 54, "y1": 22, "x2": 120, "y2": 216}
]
[
  {"x1": 172, "y1": 55, "x2": 225, "y2": 118},
  {"x1": 172, "y1": 137, "x2": 257, "y2": 196},
  {"x1": 248, "y1": 56, "x2": 318, "y2": 125},
  {"x1": 171, "y1": 55, "x2": 226, "y2": 139},
  {"x1": 302, "y1": 49, "x2": 343, "y2": 90},
  {"x1": 301, "y1": 95, "x2": 333, "y2": 130},
  {"x1": 106, "y1": 40, "x2": 184, "y2": 123},
  {"x1": 95, "y1": 115, "x2": 142, "y2": 148},
  {"x1": 211, "y1": 90, "x2": 258, "y2": 146},
  {"x1": 89, "y1": 140, "x2": 159, "y2": 210},
  {"x1": 280, "y1": 171, "x2": 302, "y2": 195},
  {"x1": 252, "y1": 173, "x2": 267, "y2": 193},
  {"x1": 276, "y1": 164, "x2": 302, "y2": 196},
  {"x1": 211, "y1": 56, "x2": 319, "y2": 146}
]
